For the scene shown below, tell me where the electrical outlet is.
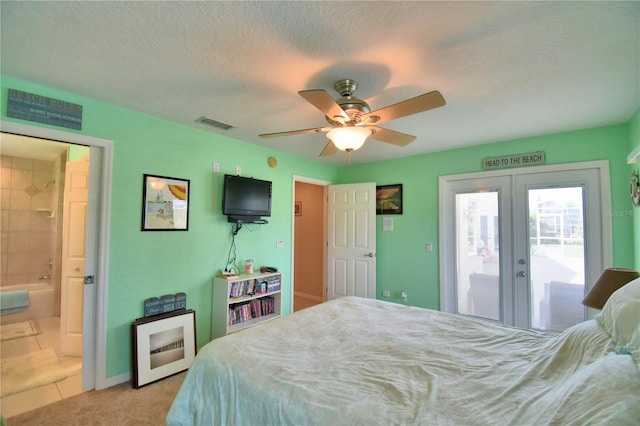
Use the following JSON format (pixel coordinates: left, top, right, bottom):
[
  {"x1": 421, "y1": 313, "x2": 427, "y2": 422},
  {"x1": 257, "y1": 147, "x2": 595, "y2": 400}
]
[
  {"x1": 235, "y1": 166, "x2": 241, "y2": 175},
  {"x1": 276, "y1": 240, "x2": 284, "y2": 249},
  {"x1": 213, "y1": 162, "x2": 219, "y2": 172},
  {"x1": 426, "y1": 242, "x2": 433, "y2": 252},
  {"x1": 382, "y1": 290, "x2": 391, "y2": 298},
  {"x1": 401, "y1": 291, "x2": 407, "y2": 302}
]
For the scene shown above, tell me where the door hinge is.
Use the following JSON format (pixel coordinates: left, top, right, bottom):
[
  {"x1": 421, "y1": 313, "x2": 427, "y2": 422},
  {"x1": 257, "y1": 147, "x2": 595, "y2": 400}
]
[{"x1": 84, "y1": 275, "x2": 95, "y2": 285}]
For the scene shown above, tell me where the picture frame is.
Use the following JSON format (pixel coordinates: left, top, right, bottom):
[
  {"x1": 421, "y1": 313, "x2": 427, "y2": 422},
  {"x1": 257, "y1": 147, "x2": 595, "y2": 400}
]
[
  {"x1": 132, "y1": 309, "x2": 196, "y2": 388},
  {"x1": 294, "y1": 201, "x2": 302, "y2": 216},
  {"x1": 376, "y1": 184, "x2": 403, "y2": 215},
  {"x1": 142, "y1": 174, "x2": 190, "y2": 231}
]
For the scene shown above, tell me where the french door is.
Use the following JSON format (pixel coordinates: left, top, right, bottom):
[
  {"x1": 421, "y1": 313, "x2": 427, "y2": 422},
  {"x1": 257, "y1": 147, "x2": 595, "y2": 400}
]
[{"x1": 440, "y1": 162, "x2": 612, "y2": 331}]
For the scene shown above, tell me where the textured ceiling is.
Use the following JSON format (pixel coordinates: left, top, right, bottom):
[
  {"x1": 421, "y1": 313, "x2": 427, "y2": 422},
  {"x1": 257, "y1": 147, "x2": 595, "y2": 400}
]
[{"x1": 1, "y1": 1, "x2": 639, "y2": 165}]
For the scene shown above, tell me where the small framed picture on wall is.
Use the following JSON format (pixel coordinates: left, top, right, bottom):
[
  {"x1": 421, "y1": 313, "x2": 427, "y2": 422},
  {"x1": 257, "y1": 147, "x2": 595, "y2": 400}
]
[
  {"x1": 376, "y1": 184, "x2": 403, "y2": 215},
  {"x1": 141, "y1": 174, "x2": 190, "y2": 231}
]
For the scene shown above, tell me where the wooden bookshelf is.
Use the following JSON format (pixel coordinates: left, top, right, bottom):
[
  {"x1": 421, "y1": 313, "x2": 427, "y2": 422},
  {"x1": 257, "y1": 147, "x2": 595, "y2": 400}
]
[{"x1": 211, "y1": 271, "x2": 282, "y2": 340}]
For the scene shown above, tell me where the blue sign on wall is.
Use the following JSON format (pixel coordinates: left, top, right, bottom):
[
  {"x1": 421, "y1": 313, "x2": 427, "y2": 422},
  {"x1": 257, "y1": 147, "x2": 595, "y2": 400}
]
[{"x1": 7, "y1": 89, "x2": 83, "y2": 130}]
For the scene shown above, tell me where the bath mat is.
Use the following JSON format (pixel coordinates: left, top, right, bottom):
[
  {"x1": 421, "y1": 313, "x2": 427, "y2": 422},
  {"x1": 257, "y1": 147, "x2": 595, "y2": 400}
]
[
  {"x1": 0, "y1": 320, "x2": 42, "y2": 342},
  {"x1": 1, "y1": 348, "x2": 67, "y2": 397}
]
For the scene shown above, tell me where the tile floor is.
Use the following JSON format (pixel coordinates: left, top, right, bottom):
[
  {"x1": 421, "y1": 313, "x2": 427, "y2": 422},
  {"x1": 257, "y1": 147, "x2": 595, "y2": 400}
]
[{"x1": 0, "y1": 317, "x2": 83, "y2": 418}]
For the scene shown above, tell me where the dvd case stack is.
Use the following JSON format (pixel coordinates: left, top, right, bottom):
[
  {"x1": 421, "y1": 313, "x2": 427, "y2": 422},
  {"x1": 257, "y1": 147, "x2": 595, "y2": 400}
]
[
  {"x1": 229, "y1": 280, "x2": 256, "y2": 298},
  {"x1": 266, "y1": 277, "x2": 281, "y2": 293},
  {"x1": 228, "y1": 296, "x2": 275, "y2": 326}
]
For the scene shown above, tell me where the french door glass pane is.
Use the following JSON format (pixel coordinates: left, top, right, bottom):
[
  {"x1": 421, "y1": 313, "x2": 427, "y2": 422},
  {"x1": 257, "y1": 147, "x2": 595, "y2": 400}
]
[
  {"x1": 455, "y1": 192, "x2": 500, "y2": 321},
  {"x1": 528, "y1": 187, "x2": 586, "y2": 331}
]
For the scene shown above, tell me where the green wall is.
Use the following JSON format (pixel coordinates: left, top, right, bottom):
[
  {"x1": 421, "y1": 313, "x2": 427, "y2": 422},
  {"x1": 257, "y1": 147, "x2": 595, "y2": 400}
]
[
  {"x1": 2, "y1": 75, "x2": 637, "y2": 380},
  {"x1": 629, "y1": 109, "x2": 640, "y2": 269},
  {"x1": 1, "y1": 76, "x2": 338, "y2": 378},
  {"x1": 338, "y1": 124, "x2": 637, "y2": 309}
]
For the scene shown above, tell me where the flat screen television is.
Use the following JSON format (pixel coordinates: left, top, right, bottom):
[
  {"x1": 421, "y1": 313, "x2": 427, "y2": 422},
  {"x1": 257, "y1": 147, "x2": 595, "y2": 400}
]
[{"x1": 222, "y1": 174, "x2": 272, "y2": 223}]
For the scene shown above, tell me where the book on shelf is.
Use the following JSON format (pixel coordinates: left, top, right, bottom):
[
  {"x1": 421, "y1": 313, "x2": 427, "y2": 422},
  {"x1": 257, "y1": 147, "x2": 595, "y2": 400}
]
[
  {"x1": 230, "y1": 280, "x2": 256, "y2": 298},
  {"x1": 227, "y1": 296, "x2": 275, "y2": 326},
  {"x1": 217, "y1": 273, "x2": 238, "y2": 279}
]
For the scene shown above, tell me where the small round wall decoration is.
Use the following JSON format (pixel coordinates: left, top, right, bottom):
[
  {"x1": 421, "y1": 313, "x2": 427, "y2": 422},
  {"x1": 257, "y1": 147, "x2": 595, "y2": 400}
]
[
  {"x1": 630, "y1": 170, "x2": 639, "y2": 207},
  {"x1": 268, "y1": 156, "x2": 278, "y2": 168}
]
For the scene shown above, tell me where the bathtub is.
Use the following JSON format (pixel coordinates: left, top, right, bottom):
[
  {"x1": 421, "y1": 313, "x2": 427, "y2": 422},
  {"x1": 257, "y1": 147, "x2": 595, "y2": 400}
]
[{"x1": 0, "y1": 282, "x2": 55, "y2": 324}]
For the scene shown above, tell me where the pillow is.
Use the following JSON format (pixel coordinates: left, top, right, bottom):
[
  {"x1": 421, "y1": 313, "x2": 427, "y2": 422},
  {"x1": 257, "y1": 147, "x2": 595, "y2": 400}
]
[{"x1": 595, "y1": 277, "x2": 640, "y2": 348}]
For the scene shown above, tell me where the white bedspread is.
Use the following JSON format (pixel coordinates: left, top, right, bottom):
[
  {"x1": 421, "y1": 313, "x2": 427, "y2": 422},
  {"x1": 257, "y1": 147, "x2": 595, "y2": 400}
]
[{"x1": 167, "y1": 297, "x2": 640, "y2": 425}]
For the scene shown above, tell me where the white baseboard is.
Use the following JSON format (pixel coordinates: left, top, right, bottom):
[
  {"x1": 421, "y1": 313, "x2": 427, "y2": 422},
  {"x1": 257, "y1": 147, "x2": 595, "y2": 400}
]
[{"x1": 98, "y1": 371, "x2": 130, "y2": 390}]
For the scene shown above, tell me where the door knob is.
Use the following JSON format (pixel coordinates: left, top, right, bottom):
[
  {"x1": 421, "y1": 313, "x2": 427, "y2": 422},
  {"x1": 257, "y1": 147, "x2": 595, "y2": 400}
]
[
  {"x1": 518, "y1": 259, "x2": 527, "y2": 265},
  {"x1": 365, "y1": 252, "x2": 375, "y2": 258},
  {"x1": 517, "y1": 271, "x2": 527, "y2": 277}
]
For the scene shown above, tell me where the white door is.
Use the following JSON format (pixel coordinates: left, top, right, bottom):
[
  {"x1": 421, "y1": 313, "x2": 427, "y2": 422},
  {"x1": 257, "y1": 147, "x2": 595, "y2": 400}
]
[
  {"x1": 327, "y1": 183, "x2": 376, "y2": 300},
  {"x1": 444, "y1": 176, "x2": 513, "y2": 323},
  {"x1": 60, "y1": 155, "x2": 89, "y2": 355},
  {"x1": 513, "y1": 169, "x2": 605, "y2": 330},
  {"x1": 440, "y1": 162, "x2": 611, "y2": 330}
]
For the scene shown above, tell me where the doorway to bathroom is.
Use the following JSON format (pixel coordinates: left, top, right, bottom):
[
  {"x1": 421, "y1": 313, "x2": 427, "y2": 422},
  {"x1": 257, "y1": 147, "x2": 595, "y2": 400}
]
[
  {"x1": 0, "y1": 120, "x2": 113, "y2": 416},
  {"x1": 0, "y1": 133, "x2": 87, "y2": 415}
]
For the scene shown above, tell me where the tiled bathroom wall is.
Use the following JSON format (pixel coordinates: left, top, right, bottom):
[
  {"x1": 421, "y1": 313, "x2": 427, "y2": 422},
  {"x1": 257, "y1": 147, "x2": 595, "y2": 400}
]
[{"x1": 0, "y1": 155, "x2": 60, "y2": 287}]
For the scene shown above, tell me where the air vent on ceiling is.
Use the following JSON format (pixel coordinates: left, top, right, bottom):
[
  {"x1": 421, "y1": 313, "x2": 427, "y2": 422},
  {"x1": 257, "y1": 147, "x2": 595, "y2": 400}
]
[{"x1": 195, "y1": 116, "x2": 235, "y2": 130}]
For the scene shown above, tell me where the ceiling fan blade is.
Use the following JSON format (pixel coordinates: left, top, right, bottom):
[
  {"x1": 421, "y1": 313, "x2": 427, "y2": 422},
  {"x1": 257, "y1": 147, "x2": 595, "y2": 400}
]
[
  {"x1": 368, "y1": 126, "x2": 416, "y2": 146},
  {"x1": 299, "y1": 89, "x2": 349, "y2": 122},
  {"x1": 319, "y1": 141, "x2": 339, "y2": 157},
  {"x1": 259, "y1": 126, "x2": 331, "y2": 138},
  {"x1": 364, "y1": 90, "x2": 445, "y2": 125}
]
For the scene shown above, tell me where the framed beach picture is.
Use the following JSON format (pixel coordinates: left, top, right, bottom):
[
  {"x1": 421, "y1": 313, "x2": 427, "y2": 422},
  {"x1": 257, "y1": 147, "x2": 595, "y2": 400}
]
[
  {"x1": 376, "y1": 184, "x2": 403, "y2": 215},
  {"x1": 141, "y1": 174, "x2": 190, "y2": 231},
  {"x1": 132, "y1": 309, "x2": 196, "y2": 388}
]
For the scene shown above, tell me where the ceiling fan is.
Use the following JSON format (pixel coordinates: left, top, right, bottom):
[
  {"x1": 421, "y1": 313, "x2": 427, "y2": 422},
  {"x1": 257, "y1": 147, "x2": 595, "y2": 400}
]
[{"x1": 259, "y1": 79, "x2": 445, "y2": 158}]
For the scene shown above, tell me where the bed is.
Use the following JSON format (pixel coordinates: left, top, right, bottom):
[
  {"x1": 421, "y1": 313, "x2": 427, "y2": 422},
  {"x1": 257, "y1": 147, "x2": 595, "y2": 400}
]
[{"x1": 167, "y1": 279, "x2": 640, "y2": 425}]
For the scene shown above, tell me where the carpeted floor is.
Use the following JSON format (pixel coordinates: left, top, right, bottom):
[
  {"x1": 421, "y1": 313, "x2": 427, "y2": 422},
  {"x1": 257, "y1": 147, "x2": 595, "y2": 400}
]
[{"x1": 6, "y1": 371, "x2": 186, "y2": 425}]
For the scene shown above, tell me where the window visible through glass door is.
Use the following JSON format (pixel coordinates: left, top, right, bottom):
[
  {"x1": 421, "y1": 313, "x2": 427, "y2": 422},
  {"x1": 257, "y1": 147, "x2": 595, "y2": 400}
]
[
  {"x1": 527, "y1": 187, "x2": 585, "y2": 331},
  {"x1": 456, "y1": 191, "x2": 501, "y2": 321}
]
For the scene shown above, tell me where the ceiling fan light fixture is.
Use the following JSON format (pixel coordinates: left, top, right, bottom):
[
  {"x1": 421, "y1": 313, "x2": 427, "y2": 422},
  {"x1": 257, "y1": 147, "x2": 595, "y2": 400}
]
[{"x1": 327, "y1": 126, "x2": 372, "y2": 152}]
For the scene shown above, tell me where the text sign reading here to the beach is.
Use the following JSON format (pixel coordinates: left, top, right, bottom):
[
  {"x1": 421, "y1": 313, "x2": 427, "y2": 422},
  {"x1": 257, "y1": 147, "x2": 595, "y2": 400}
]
[
  {"x1": 482, "y1": 151, "x2": 546, "y2": 170},
  {"x1": 7, "y1": 89, "x2": 83, "y2": 130}
]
